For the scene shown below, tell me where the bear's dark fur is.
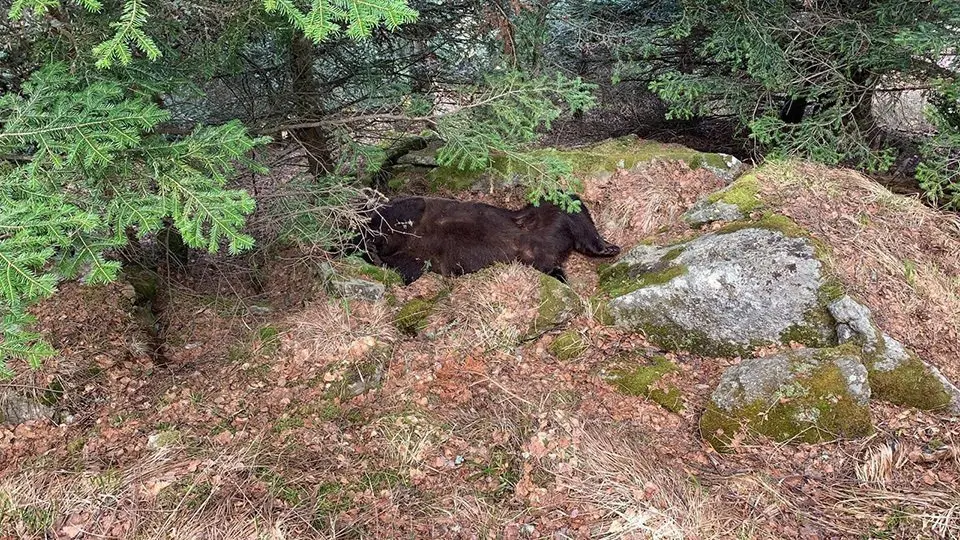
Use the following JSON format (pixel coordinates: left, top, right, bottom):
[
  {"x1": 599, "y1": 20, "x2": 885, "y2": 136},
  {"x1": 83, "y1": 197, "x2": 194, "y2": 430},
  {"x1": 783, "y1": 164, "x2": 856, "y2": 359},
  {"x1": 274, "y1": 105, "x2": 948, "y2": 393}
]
[{"x1": 358, "y1": 195, "x2": 620, "y2": 284}]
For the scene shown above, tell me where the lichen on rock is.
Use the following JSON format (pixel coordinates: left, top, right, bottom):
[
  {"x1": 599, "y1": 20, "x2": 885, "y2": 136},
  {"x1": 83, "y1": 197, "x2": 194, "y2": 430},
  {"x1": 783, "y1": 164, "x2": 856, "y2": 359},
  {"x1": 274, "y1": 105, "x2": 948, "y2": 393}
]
[
  {"x1": 827, "y1": 295, "x2": 959, "y2": 411},
  {"x1": 605, "y1": 228, "x2": 836, "y2": 356},
  {"x1": 700, "y1": 348, "x2": 873, "y2": 450}
]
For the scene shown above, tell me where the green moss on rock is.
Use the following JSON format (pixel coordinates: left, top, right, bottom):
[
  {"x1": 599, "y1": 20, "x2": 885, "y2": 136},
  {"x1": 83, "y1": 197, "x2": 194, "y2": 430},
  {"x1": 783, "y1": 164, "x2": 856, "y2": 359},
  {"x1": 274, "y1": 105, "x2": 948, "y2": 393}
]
[
  {"x1": 529, "y1": 274, "x2": 582, "y2": 335},
  {"x1": 548, "y1": 331, "x2": 588, "y2": 360},
  {"x1": 611, "y1": 356, "x2": 684, "y2": 412},
  {"x1": 861, "y1": 337, "x2": 953, "y2": 411},
  {"x1": 780, "y1": 306, "x2": 836, "y2": 348},
  {"x1": 407, "y1": 135, "x2": 741, "y2": 192},
  {"x1": 598, "y1": 262, "x2": 688, "y2": 298},
  {"x1": 544, "y1": 136, "x2": 738, "y2": 178},
  {"x1": 354, "y1": 263, "x2": 403, "y2": 287},
  {"x1": 708, "y1": 174, "x2": 762, "y2": 213},
  {"x1": 869, "y1": 355, "x2": 952, "y2": 410},
  {"x1": 395, "y1": 297, "x2": 437, "y2": 336},
  {"x1": 700, "y1": 357, "x2": 873, "y2": 451},
  {"x1": 632, "y1": 320, "x2": 758, "y2": 358},
  {"x1": 427, "y1": 165, "x2": 486, "y2": 192}
]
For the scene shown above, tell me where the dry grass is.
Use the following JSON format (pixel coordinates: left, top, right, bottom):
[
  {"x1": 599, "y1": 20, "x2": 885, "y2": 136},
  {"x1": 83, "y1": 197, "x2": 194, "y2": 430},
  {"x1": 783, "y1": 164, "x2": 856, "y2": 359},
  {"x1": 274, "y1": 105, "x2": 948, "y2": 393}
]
[
  {"x1": 289, "y1": 297, "x2": 397, "y2": 361},
  {"x1": 0, "y1": 439, "x2": 338, "y2": 539},
  {"x1": 429, "y1": 263, "x2": 544, "y2": 353},
  {"x1": 583, "y1": 160, "x2": 725, "y2": 248},
  {"x1": 557, "y1": 427, "x2": 742, "y2": 539},
  {"x1": 759, "y1": 161, "x2": 960, "y2": 381}
]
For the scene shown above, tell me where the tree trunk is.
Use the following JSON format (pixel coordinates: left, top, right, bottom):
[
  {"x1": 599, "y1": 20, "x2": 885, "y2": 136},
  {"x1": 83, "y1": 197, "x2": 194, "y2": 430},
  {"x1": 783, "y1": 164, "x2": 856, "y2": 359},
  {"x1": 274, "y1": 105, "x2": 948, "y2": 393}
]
[
  {"x1": 290, "y1": 35, "x2": 334, "y2": 177},
  {"x1": 849, "y1": 69, "x2": 880, "y2": 146},
  {"x1": 160, "y1": 218, "x2": 189, "y2": 268}
]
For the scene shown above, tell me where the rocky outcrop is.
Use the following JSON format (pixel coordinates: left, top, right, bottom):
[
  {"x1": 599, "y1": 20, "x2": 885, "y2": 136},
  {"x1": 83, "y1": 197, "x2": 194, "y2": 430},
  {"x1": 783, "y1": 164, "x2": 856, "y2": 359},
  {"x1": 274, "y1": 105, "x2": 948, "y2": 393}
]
[
  {"x1": 700, "y1": 348, "x2": 873, "y2": 449},
  {"x1": 388, "y1": 135, "x2": 746, "y2": 193},
  {"x1": 828, "y1": 296, "x2": 960, "y2": 412},
  {"x1": 603, "y1": 226, "x2": 837, "y2": 356}
]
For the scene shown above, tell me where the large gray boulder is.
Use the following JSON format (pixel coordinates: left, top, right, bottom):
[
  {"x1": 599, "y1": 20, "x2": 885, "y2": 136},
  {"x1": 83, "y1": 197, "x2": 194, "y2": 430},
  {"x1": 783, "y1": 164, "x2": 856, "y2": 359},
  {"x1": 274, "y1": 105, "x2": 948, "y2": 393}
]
[
  {"x1": 700, "y1": 348, "x2": 874, "y2": 450},
  {"x1": 602, "y1": 227, "x2": 836, "y2": 356}
]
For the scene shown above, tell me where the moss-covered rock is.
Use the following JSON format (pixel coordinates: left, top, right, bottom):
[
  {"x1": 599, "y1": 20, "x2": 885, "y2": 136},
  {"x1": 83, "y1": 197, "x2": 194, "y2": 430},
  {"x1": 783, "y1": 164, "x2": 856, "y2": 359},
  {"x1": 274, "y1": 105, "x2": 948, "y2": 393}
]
[
  {"x1": 707, "y1": 174, "x2": 762, "y2": 213},
  {"x1": 320, "y1": 259, "x2": 403, "y2": 301},
  {"x1": 609, "y1": 356, "x2": 684, "y2": 413},
  {"x1": 548, "y1": 331, "x2": 588, "y2": 361},
  {"x1": 534, "y1": 136, "x2": 744, "y2": 181},
  {"x1": 606, "y1": 228, "x2": 837, "y2": 357},
  {"x1": 395, "y1": 296, "x2": 439, "y2": 336},
  {"x1": 528, "y1": 274, "x2": 582, "y2": 337},
  {"x1": 827, "y1": 295, "x2": 959, "y2": 411},
  {"x1": 700, "y1": 348, "x2": 873, "y2": 451},
  {"x1": 389, "y1": 135, "x2": 745, "y2": 193}
]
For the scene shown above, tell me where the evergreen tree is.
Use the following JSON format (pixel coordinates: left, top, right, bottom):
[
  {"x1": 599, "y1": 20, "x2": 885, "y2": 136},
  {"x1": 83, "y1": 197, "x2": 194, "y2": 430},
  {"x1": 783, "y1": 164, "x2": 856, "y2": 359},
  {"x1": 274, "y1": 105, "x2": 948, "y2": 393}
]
[
  {"x1": 646, "y1": 0, "x2": 960, "y2": 173},
  {"x1": 0, "y1": 0, "x2": 420, "y2": 372}
]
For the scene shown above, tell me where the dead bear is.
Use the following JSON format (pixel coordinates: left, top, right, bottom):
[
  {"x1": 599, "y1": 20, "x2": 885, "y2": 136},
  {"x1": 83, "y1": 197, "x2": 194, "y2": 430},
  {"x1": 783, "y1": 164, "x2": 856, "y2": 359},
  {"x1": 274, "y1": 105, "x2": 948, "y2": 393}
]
[{"x1": 358, "y1": 195, "x2": 620, "y2": 284}]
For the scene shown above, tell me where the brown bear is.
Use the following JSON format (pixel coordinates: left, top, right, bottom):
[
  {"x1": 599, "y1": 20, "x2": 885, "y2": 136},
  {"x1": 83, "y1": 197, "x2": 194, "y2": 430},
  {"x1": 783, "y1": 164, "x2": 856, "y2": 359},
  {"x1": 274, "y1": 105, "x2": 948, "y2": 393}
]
[{"x1": 358, "y1": 195, "x2": 620, "y2": 284}]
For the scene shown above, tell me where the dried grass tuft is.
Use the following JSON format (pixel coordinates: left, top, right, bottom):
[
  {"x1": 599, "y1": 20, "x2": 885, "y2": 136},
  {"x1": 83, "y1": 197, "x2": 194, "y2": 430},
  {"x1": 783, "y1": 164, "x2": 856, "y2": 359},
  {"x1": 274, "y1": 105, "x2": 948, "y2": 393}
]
[
  {"x1": 583, "y1": 161, "x2": 725, "y2": 247},
  {"x1": 289, "y1": 297, "x2": 397, "y2": 361},
  {"x1": 430, "y1": 263, "x2": 543, "y2": 353},
  {"x1": 558, "y1": 428, "x2": 740, "y2": 539},
  {"x1": 0, "y1": 440, "x2": 336, "y2": 539}
]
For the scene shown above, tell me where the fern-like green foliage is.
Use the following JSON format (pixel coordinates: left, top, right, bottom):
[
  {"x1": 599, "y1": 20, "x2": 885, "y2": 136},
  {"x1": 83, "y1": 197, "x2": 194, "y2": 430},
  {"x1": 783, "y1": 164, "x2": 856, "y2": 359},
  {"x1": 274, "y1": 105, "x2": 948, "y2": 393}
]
[
  {"x1": 263, "y1": 0, "x2": 418, "y2": 42},
  {"x1": 0, "y1": 64, "x2": 268, "y2": 371},
  {"x1": 434, "y1": 71, "x2": 596, "y2": 211}
]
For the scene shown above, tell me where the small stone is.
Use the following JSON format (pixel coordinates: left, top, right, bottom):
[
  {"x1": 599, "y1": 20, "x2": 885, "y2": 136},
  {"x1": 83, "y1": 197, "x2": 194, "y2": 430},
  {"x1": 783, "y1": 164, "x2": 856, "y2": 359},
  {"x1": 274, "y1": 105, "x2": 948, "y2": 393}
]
[
  {"x1": 329, "y1": 278, "x2": 385, "y2": 302},
  {"x1": 0, "y1": 390, "x2": 54, "y2": 426},
  {"x1": 683, "y1": 199, "x2": 744, "y2": 227}
]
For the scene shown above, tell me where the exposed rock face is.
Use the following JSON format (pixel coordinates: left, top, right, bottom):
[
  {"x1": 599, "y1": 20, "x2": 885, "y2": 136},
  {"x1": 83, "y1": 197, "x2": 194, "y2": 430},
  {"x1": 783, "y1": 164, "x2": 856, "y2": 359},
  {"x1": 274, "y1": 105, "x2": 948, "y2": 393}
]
[
  {"x1": 604, "y1": 228, "x2": 835, "y2": 356},
  {"x1": 700, "y1": 348, "x2": 873, "y2": 449},
  {"x1": 828, "y1": 296, "x2": 960, "y2": 412},
  {"x1": 699, "y1": 153, "x2": 746, "y2": 184},
  {"x1": 682, "y1": 199, "x2": 744, "y2": 227},
  {"x1": 0, "y1": 390, "x2": 54, "y2": 426}
]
